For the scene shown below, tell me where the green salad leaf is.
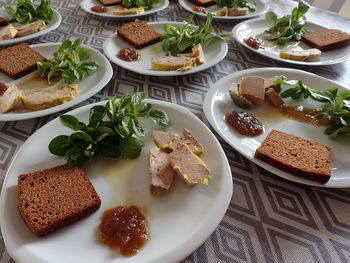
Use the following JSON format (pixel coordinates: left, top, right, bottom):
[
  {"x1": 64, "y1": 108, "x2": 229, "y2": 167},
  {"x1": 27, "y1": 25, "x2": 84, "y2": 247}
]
[
  {"x1": 161, "y1": 14, "x2": 232, "y2": 56},
  {"x1": 37, "y1": 39, "x2": 99, "y2": 84},
  {"x1": 277, "y1": 77, "x2": 350, "y2": 138},
  {"x1": 121, "y1": 0, "x2": 164, "y2": 10},
  {"x1": 49, "y1": 92, "x2": 170, "y2": 167},
  {"x1": 264, "y1": 0, "x2": 310, "y2": 45},
  {"x1": 215, "y1": 0, "x2": 256, "y2": 12},
  {"x1": 5, "y1": 0, "x2": 53, "y2": 24}
]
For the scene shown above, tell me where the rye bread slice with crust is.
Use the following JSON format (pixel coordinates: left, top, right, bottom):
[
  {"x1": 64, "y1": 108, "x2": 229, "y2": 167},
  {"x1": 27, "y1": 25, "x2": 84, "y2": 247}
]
[
  {"x1": 0, "y1": 43, "x2": 47, "y2": 79},
  {"x1": 17, "y1": 164, "x2": 101, "y2": 236},
  {"x1": 117, "y1": 20, "x2": 161, "y2": 49},
  {"x1": 255, "y1": 130, "x2": 332, "y2": 183},
  {"x1": 302, "y1": 29, "x2": 350, "y2": 51}
]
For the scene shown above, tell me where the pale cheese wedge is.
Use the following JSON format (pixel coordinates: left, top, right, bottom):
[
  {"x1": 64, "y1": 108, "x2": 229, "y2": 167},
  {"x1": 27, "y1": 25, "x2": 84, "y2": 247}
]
[
  {"x1": 112, "y1": 7, "x2": 144, "y2": 15},
  {"x1": 280, "y1": 48, "x2": 322, "y2": 62}
]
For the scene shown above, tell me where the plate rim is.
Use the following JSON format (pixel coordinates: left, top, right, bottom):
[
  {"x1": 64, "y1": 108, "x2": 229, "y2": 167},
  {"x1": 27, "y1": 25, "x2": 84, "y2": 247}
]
[
  {"x1": 0, "y1": 98, "x2": 233, "y2": 263},
  {"x1": 0, "y1": 8, "x2": 62, "y2": 46},
  {"x1": 102, "y1": 21, "x2": 229, "y2": 76},
  {"x1": 203, "y1": 67, "x2": 350, "y2": 188},
  {"x1": 232, "y1": 18, "x2": 350, "y2": 66},
  {"x1": 0, "y1": 42, "x2": 113, "y2": 122},
  {"x1": 79, "y1": 0, "x2": 169, "y2": 19},
  {"x1": 178, "y1": 0, "x2": 269, "y2": 20}
]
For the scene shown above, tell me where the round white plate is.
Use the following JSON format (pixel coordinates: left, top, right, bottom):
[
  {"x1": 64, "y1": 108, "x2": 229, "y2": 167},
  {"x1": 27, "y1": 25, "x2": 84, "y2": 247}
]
[
  {"x1": 0, "y1": 43, "x2": 113, "y2": 121},
  {"x1": 203, "y1": 67, "x2": 350, "y2": 188},
  {"x1": 103, "y1": 22, "x2": 229, "y2": 76},
  {"x1": 179, "y1": 0, "x2": 269, "y2": 21},
  {"x1": 0, "y1": 99, "x2": 233, "y2": 263},
  {"x1": 0, "y1": 8, "x2": 61, "y2": 45},
  {"x1": 80, "y1": 0, "x2": 169, "y2": 19},
  {"x1": 233, "y1": 18, "x2": 350, "y2": 66}
]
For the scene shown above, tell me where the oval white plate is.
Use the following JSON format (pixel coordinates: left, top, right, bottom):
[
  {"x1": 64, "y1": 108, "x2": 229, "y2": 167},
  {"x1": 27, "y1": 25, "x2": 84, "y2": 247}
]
[
  {"x1": 179, "y1": 0, "x2": 269, "y2": 21},
  {"x1": 0, "y1": 99, "x2": 233, "y2": 263},
  {"x1": 80, "y1": 0, "x2": 169, "y2": 19},
  {"x1": 203, "y1": 67, "x2": 350, "y2": 188},
  {"x1": 0, "y1": 43, "x2": 113, "y2": 121},
  {"x1": 0, "y1": 8, "x2": 61, "y2": 45},
  {"x1": 233, "y1": 18, "x2": 350, "y2": 66},
  {"x1": 103, "y1": 22, "x2": 229, "y2": 76}
]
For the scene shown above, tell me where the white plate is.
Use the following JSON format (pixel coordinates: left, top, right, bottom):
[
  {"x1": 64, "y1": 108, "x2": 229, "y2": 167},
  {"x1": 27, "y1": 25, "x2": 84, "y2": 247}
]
[
  {"x1": 80, "y1": 0, "x2": 169, "y2": 19},
  {"x1": 0, "y1": 43, "x2": 113, "y2": 121},
  {"x1": 103, "y1": 22, "x2": 229, "y2": 76},
  {"x1": 0, "y1": 8, "x2": 61, "y2": 45},
  {"x1": 203, "y1": 67, "x2": 350, "y2": 188},
  {"x1": 233, "y1": 18, "x2": 350, "y2": 66},
  {"x1": 179, "y1": 0, "x2": 269, "y2": 21},
  {"x1": 0, "y1": 99, "x2": 233, "y2": 263}
]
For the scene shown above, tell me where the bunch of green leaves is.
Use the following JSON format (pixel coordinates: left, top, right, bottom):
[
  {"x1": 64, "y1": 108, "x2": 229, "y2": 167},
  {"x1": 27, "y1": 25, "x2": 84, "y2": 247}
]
[
  {"x1": 5, "y1": 0, "x2": 53, "y2": 24},
  {"x1": 162, "y1": 14, "x2": 232, "y2": 56},
  {"x1": 277, "y1": 78, "x2": 350, "y2": 138},
  {"x1": 121, "y1": 0, "x2": 164, "y2": 10},
  {"x1": 37, "y1": 39, "x2": 99, "y2": 84},
  {"x1": 49, "y1": 92, "x2": 170, "y2": 167},
  {"x1": 215, "y1": 0, "x2": 256, "y2": 12},
  {"x1": 264, "y1": 0, "x2": 310, "y2": 45}
]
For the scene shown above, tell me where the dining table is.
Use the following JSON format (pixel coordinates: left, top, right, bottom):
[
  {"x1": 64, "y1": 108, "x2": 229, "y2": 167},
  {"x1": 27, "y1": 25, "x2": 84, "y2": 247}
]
[{"x1": 1, "y1": 0, "x2": 350, "y2": 262}]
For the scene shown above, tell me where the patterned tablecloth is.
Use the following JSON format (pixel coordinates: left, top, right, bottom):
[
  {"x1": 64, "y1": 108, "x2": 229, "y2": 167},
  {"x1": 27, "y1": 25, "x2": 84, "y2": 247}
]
[{"x1": 1, "y1": 0, "x2": 350, "y2": 262}]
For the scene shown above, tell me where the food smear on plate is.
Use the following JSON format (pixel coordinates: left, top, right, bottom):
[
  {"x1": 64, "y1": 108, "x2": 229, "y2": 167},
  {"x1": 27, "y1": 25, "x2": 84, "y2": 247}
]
[
  {"x1": 301, "y1": 29, "x2": 350, "y2": 51},
  {"x1": 17, "y1": 164, "x2": 101, "y2": 236},
  {"x1": 99, "y1": 205, "x2": 149, "y2": 256},
  {"x1": 1, "y1": 0, "x2": 54, "y2": 40},
  {"x1": 244, "y1": 36, "x2": 265, "y2": 50},
  {"x1": 279, "y1": 48, "x2": 321, "y2": 62},
  {"x1": 91, "y1": 5, "x2": 108, "y2": 13},
  {"x1": 192, "y1": 6, "x2": 208, "y2": 14},
  {"x1": 49, "y1": 92, "x2": 170, "y2": 167},
  {"x1": 149, "y1": 129, "x2": 208, "y2": 196},
  {"x1": 225, "y1": 111, "x2": 264, "y2": 137},
  {"x1": 255, "y1": 129, "x2": 332, "y2": 183},
  {"x1": 264, "y1": 0, "x2": 310, "y2": 45},
  {"x1": 117, "y1": 47, "x2": 141, "y2": 61}
]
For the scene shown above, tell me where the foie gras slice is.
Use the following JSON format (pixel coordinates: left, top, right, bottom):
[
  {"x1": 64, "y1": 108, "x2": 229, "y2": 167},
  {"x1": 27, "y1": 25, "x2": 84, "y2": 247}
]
[
  {"x1": 280, "y1": 48, "x2": 321, "y2": 62},
  {"x1": 228, "y1": 7, "x2": 249, "y2": 16},
  {"x1": 151, "y1": 56, "x2": 196, "y2": 71},
  {"x1": 149, "y1": 146, "x2": 176, "y2": 197},
  {"x1": 0, "y1": 84, "x2": 24, "y2": 113},
  {"x1": 180, "y1": 128, "x2": 204, "y2": 155},
  {"x1": 264, "y1": 76, "x2": 282, "y2": 93},
  {"x1": 151, "y1": 130, "x2": 179, "y2": 153},
  {"x1": 238, "y1": 76, "x2": 265, "y2": 105},
  {"x1": 0, "y1": 24, "x2": 17, "y2": 40},
  {"x1": 22, "y1": 84, "x2": 79, "y2": 110},
  {"x1": 265, "y1": 88, "x2": 284, "y2": 107},
  {"x1": 169, "y1": 143, "x2": 210, "y2": 186},
  {"x1": 112, "y1": 7, "x2": 145, "y2": 15},
  {"x1": 16, "y1": 20, "x2": 46, "y2": 38},
  {"x1": 192, "y1": 44, "x2": 205, "y2": 65}
]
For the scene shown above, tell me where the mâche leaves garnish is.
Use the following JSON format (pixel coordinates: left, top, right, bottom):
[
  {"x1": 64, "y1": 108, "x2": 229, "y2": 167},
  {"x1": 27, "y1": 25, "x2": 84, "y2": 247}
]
[
  {"x1": 215, "y1": 0, "x2": 256, "y2": 12},
  {"x1": 161, "y1": 14, "x2": 232, "y2": 56},
  {"x1": 49, "y1": 92, "x2": 170, "y2": 167},
  {"x1": 264, "y1": 0, "x2": 310, "y2": 45},
  {"x1": 121, "y1": 0, "x2": 164, "y2": 10},
  {"x1": 37, "y1": 39, "x2": 99, "y2": 84},
  {"x1": 277, "y1": 77, "x2": 350, "y2": 138},
  {"x1": 5, "y1": 0, "x2": 53, "y2": 25}
]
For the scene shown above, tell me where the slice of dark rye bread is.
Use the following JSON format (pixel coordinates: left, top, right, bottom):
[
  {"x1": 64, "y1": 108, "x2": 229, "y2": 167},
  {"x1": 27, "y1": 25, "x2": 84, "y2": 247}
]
[
  {"x1": 189, "y1": 0, "x2": 216, "y2": 7},
  {"x1": 17, "y1": 164, "x2": 101, "y2": 237},
  {"x1": 302, "y1": 29, "x2": 350, "y2": 51},
  {"x1": 0, "y1": 43, "x2": 47, "y2": 79},
  {"x1": 255, "y1": 130, "x2": 332, "y2": 183},
  {"x1": 99, "y1": 0, "x2": 121, "y2": 5},
  {"x1": 117, "y1": 20, "x2": 161, "y2": 49}
]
